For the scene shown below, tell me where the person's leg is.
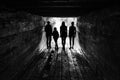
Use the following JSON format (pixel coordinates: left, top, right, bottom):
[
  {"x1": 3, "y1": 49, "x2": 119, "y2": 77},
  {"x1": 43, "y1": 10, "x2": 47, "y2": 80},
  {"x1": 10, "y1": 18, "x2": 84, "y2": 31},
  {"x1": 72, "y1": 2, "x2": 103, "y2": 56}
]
[
  {"x1": 55, "y1": 39, "x2": 58, "y2": 49},
  {"x1": 64, "y1": 37, "x2": 66, "y2": 47},
  {"x1": 71, "y1": 37, "x2": 74, "y2": 48},
  {"x1": 62, "y1": 37, "x2": 64, "y2": 48},
  {"x1": 48, "y1": 36, "x2": 50, "y2": 48},
  {"x1": 46, "y1": 36, "x2": 49, "y2": 48},
  {"x1": 69, "y1": 37, "x2": 71, "y2": 49},
  {"x1": 63, "y1": 37, "x2": 66, "y2": 50},
  {"x1": 56, "y1": 39, "x2": 58, "y2": 48},
  {"x1": 49, "y1": 36, "x2": 52, "y2": 48},
  {"x1": 73, "y1": 36, "x2": 75, "y2": 48},
  {"x1": 53, "y1": 38, "x2": 56, "y2": 48},
  {"x1": 47, "y1": 36, "x2": 50, "y2": 48}
]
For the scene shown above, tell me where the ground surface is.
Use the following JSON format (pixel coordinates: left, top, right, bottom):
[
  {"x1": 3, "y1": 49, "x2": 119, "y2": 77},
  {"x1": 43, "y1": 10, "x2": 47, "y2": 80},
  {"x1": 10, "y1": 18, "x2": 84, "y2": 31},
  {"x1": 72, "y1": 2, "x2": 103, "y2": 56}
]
[{"x1": 1, "y1": 46, "x2": 116, "y2": 80}]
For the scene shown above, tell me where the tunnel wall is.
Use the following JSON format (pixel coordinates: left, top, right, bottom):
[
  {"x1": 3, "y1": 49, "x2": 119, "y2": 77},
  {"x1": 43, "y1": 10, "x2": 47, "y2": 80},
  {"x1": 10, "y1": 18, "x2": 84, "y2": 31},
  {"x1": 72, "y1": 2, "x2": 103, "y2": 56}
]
[
  {"x1": 78, "y1": 7, "x2": 120, "y2": 79},
  {"x1": 0, "y1": 12, "x2": 43, "y2": 79}
]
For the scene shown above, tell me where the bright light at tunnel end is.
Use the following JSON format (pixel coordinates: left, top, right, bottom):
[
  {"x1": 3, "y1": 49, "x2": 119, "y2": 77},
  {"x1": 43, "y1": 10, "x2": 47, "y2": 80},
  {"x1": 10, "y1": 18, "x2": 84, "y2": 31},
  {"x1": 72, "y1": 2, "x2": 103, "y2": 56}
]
[{"x1": 38, "y1": 17, "x2": 83, "y2": 54}]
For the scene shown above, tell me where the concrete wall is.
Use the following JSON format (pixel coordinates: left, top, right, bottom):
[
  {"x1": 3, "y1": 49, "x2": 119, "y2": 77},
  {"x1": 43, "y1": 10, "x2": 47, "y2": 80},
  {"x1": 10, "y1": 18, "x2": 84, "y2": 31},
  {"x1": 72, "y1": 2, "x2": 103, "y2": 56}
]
[
  {"x1": 0, "y1": 12, "x2": 43, "y2": 79},
  {"x1": 78, "y1": 7, "x2": 120, "y2": 79}
]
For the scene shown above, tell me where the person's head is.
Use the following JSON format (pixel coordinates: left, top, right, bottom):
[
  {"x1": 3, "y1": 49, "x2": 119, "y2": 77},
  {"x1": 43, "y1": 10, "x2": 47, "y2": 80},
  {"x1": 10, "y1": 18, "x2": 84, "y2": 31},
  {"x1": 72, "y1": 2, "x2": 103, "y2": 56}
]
[
  {"x1": 71, "y1": 22, "x2": 74, "y2": 26},
  {"x1": 54, "y1": 27, "x2": 57, "y2": 31},
  {"x1": 47, "y1": 21, "x2": 50, "y2": 25},
  {"x1": 61, "y1": 21, "x2": 65, "y2": 26}
]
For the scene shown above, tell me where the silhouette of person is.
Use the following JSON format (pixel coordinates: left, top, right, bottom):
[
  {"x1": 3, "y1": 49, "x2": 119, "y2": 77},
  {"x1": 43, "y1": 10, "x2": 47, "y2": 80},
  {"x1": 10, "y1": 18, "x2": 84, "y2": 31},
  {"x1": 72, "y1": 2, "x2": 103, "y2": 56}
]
[
  {"x1": 69, "y1": 22, "x2": 76, "y2": 49},
  {"x1": 52, "y1": 27, "x2": 59, "y2": 50},
  {"x1": 45, "y1": 21, "x2": 52, "y2": 49},
  {"x1": 60, "y1": 21, "x2": 67, "y2": 50}
]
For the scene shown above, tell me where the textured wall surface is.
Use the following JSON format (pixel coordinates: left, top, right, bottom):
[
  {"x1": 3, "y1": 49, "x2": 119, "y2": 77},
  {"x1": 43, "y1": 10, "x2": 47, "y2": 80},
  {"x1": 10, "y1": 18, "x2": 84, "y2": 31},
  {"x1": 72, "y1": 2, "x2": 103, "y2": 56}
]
[
  {"x1": 0, "y1": 12, "x2": 43, "y2": 80},
  {"x1": 78, "y1": 7, "x2": 120, "y2": 79}
]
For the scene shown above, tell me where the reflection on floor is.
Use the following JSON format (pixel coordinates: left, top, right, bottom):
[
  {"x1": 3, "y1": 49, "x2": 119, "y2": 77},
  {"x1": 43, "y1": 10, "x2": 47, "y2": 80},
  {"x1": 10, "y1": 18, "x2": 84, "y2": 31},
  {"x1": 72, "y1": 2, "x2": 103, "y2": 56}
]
[
  {"x1": 9, "y1": 47, "x2": 111, "y2": 80},
  {"x1": 33, "y1": 28, "x2": 116, "y2": 80}
]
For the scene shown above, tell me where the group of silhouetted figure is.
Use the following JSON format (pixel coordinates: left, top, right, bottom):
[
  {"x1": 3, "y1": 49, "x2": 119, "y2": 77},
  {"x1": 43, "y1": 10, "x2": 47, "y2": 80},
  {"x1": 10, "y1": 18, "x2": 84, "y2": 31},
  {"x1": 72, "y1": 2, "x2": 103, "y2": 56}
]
[{"x1": 45, "y1": 21, "x2": 76, "y2": 50}]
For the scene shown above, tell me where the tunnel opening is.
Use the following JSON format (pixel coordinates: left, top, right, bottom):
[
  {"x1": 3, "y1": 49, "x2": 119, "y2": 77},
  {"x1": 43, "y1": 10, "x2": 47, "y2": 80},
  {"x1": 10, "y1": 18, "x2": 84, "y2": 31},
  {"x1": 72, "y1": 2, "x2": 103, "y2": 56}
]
[{"x1": 38, "y1": 17, "x2": 82, "y2": 53}]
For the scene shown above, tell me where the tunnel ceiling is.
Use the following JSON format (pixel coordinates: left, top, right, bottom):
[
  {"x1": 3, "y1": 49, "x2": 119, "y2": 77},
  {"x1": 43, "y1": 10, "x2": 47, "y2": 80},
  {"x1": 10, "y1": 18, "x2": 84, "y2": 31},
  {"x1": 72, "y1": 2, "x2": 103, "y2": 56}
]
[{"x1": 0, "y1": 0, "x2": 119, "y2": 16}]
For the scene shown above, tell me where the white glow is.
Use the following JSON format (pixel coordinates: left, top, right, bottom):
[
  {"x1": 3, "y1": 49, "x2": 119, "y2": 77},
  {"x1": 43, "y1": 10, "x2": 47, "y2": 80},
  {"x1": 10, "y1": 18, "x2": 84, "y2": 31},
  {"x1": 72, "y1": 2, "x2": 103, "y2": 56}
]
[
  {"x1": 43, "y1": 17, "x2": 77, "y2": 47},
  {"x1": 39, "y1": 17, "x2": 82, "y2": 54}
]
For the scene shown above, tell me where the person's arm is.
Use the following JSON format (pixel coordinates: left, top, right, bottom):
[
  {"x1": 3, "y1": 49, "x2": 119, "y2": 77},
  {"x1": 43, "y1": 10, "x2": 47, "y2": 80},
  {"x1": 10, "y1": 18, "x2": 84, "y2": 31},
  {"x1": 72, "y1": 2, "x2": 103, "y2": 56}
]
[
  {"x1": 65, "y1": 26, "x2": 67, "y2": 33},
  {"x1": 69, "y1": 27, "x2": 71, "y2": 35},
  {"x1": 66, "y1": 26, "x2": 69, "y2": 37},
  {"x1": 57, "y1": 31, "x2": 59, "y2": 37},
  {"x1": 75, "y1": 27, "x2": 76, "y2": 33},
  {"x1": 51, "y1": 25, "x2": 52, "y2": 32},
  {"x1": 52, "y1": 31, "x2": 53, "y2": 36},
  {"x1": 44, "y1": 26, "x2": 46, "y2": 32},
  {"x1": 74, "y1": 27, "x2": 76, "y2": 36},
  {"x1": 60, "y1": 27, "x2": 62, "y2": 37}
]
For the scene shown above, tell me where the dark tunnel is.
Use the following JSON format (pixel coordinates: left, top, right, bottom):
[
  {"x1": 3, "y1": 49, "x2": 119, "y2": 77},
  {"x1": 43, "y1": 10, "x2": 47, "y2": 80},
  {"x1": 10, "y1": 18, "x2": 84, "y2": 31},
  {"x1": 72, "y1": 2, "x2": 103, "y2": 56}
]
[{"x1": 0, "y1": 0, "x2": 120, "y2": 80}]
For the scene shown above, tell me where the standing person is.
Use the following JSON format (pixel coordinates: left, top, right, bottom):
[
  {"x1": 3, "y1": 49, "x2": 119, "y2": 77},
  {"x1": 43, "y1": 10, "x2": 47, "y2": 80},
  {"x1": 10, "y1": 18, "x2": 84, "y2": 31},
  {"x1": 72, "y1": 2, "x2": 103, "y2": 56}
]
[
  {"x1": 52, "y1": 27, "x2": 59, "y2": 50},
  {"x1": 60, "y1": 21, "x2": 67, "y2": 50},
  {"x1": 69, "y1": 22, "x2": 76, "y2": 49},
  {"x1": 45, "y1": 21, "x2": 52, "y2": 49}
]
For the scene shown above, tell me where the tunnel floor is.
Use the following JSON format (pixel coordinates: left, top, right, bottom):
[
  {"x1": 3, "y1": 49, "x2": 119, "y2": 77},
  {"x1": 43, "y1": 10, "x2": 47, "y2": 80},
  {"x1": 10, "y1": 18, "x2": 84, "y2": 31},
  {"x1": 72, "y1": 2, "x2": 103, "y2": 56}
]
[
  {"x1": 6, "y1": 47, "x2": 112, "y2": 80},
  {"x1": 1, "y1": 33, "x2": 118, "y2": 80},
  {"x1": 0, "y1": 27, "x2": 118, "y2": 80},
  {"x1": 10, "y1": 32, "x2": 117, "y2": 80}
]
